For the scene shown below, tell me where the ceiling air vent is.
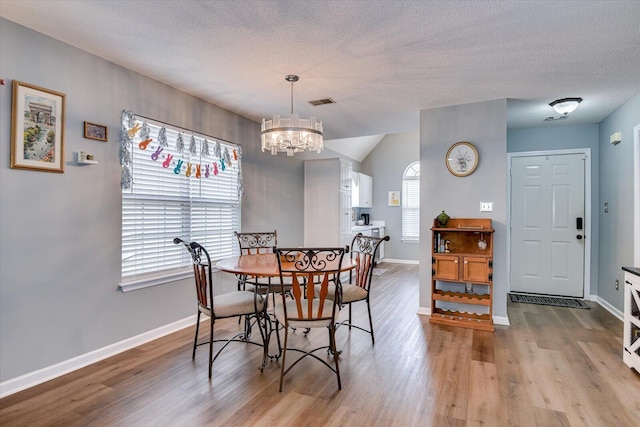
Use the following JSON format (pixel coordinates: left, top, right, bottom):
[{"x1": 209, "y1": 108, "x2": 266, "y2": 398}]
[
  {"x1": 544, "y1": 115, "x2": 568, "y2": 122},
  {"x1": 308, "y1": 98, "x2": 335, "y2": 106}
]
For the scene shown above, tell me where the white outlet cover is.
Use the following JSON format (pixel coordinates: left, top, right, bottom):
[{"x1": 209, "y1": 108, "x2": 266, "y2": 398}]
[{"x1": 480, "y1": 201, "x2": 493, "y2": 212}]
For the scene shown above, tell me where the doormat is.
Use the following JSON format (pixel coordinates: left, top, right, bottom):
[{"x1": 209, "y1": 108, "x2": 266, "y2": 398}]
[
  {"x1": 509, "y1": 293, "x2": 590, "y2": 309},
  {"x1": 372, "y1": 268, "x2": 387, "y2": 276}
]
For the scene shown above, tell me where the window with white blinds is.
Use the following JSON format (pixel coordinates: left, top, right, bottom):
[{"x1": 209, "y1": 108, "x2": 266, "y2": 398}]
[
  {"x1": 121, "y1": 119, "x2": 241, "y2": 288},
  {"x1": 402, "y1": 162, "x2": 420, "y2": 242}
]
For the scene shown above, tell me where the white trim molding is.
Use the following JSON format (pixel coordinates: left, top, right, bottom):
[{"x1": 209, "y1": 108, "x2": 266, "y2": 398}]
[
  {"x1": 595, "y1": 296, "x2": 624, "y2": 321},
  {"x1": 417, "y1": 306, "x2": 431, "y2": 316},
  {"x1": 493, "y1": 316, "x2": 510, "y2": 326},
  {"x1": 0, "y1": 315, "x2": 198, "y2": 398},
  {"x1": 383, "y1": 258, "x2": 419, "y2": 265}
]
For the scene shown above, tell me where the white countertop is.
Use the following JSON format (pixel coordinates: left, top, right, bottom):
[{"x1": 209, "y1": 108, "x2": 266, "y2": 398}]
[{"x1": 352, "y1": 221, "x2": 385, "y2": 231}]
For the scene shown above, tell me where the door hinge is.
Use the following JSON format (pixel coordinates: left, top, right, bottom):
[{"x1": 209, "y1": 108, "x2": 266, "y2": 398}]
[
  {"x1": 488, "y1": 273, "x2": 493, "y2": 281},
  {"x1": 489, "y1": 260, "x2": 493, "y2": 268},
  {"x1": 432, "y1": 257, "x2": 435, "y2": 264},
  {"x1": 432, "y1": 269, "x2": 436, "y2": 276}
]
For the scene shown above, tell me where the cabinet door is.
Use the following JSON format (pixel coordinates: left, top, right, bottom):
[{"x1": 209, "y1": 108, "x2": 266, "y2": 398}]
[
  {"x1": 339, "y1": 191, "x2": 352, "y2": 247},
  {"x1": 359, "y1": 173, "x2": 373, "y2": 207},
  {"x1": 340, "y1": 160, "x2": 352, "y2": 191},
  {"x1": 433, "y1": 255, "x2": 459, "y2": 281},
  {"x1": 351, "y1": 173, "x2": 360, "y2": 207},
  {"x1": 463, "y1": 257, "x2": 491, "y2": 283}
]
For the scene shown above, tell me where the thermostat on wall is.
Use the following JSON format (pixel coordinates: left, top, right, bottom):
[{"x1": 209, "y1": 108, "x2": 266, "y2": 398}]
[{"x1": 610, "y1": 132, "x2": 621, "y2": 145}]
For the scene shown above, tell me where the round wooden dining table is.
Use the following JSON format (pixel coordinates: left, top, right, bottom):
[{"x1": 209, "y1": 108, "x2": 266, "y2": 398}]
[
  {"x1": 215, "y1": 252, "x2": 356, "y2": 277},
  {"x1": 216, "y1": 252, "x2": 355, "y2": 362}
]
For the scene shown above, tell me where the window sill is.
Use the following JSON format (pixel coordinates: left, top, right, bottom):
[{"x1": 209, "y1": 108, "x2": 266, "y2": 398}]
[
  {"x1": 401, "y1": 237, "x2": 420, "y2": 243},
  {"x1": 119, "y1": 269, "x2": 194, "y2": 292}
]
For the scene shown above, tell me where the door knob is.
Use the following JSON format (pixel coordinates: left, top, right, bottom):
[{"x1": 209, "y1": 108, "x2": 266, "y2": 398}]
[{"x1": 576, "y1": 235, "x2": 583, "y2": 240}]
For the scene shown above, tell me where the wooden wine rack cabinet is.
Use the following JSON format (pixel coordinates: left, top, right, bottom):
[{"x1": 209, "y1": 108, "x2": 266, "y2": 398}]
[{"x1": 430, "y1": 218, "x2": 495, "y2": 332}]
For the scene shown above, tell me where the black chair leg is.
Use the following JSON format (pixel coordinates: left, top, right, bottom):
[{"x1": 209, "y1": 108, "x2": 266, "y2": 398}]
[
  {"x1": 366, "y1": 299, "x2": 375, "y2": 345},
  {"x1": 237, "y1": 274, "x2": 247, "y2": 324},
  {"x1": 193, "y1": 311, "x2": 201, "y2": 359},
  {"x1": 279, "y1": 324, "x2": 289, "y2": 392},
  {"x1": 329, "y1": 324, "x2": 341, "y2": 390},
  {"x1": 208, "y1": 317, "x2": 214, "y2": 379}
]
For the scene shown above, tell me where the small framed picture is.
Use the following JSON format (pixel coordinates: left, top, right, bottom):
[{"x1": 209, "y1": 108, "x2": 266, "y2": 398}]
[
  {"x1": 84, "y1": 121, "x2": 108, "y2": 141},
  {"x1": 388, "y1": 191, "x2": 400, "y2": 206},
  {"x1": 11, "y1": 80, "x2": 66, "y2": 173}
]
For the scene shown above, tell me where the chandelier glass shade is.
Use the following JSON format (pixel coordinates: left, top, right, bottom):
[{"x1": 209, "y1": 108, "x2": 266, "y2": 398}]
[
  {"x1": 261, "y1": 75, "x2": 324, "y2": 156},
  {"x1": 549, "y1": 97, "x2": 582, "y2": 116}
]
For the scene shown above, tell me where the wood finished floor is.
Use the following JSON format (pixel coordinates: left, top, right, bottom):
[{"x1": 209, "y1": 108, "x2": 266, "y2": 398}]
[{"x1": 1, "y1": 263, "x2": 639, "y2": 426}]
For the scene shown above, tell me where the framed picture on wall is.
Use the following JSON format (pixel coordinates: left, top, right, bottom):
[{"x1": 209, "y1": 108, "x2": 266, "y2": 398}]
[
  {"x1": 84, "y1": 121, "x2": 108, "y2": 141},
  {"x1": 388, "y1": 191, "x2": 400, "y2": 206},
  {"x1": 11, "y1": 80, "x2": 66, "y2": 173}
]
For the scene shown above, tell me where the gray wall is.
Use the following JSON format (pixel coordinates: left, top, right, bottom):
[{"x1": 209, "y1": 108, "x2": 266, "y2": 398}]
[
  {"x1": 0, "y1": 19, "x2": 305, "y2": 382},
  {"x1": 420, "y1": 100, "x2": 508, "y2": 319},
  {"x1": 507, "y1": 124, "x2": 600, "y2": 297},
  {"x1": 361, "y1": 131, "x2": 420, "y2": 261},
  {"x1": 597, "y1": 92, "x2": 640, "y2": 310}
]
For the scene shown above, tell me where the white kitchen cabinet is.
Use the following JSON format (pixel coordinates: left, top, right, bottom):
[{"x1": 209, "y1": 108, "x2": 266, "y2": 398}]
[
  {"x1": 304, "y1": 158, "x2": 352, "y2": 248},
  {"x1": 341, "y1": 160, "x2": 352, "y2": 192},
  {"x1": 359, "y1": 173, "x2": 373, "y2": 207},
  {"x1": 352, "y1": 172, "x2": 373, "y2": 208},
  {"x1": 339, "y1": 190, "x2": 353, "y2": 247}
]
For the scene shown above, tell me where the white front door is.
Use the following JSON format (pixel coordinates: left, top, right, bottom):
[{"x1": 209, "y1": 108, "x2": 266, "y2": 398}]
[{"x1": 510, "y1": 153, "x2": 585, "y2": 297}]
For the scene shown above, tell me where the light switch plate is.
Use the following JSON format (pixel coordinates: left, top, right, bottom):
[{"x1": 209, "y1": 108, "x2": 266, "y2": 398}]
[{"x1": 480, "y1": 201, "x2": 493, "y2": 212}]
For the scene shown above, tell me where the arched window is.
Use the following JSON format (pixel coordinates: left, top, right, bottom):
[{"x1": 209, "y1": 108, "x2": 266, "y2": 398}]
[{"x1": 402, "y1": 162, "x2": 420, "y2": 242}]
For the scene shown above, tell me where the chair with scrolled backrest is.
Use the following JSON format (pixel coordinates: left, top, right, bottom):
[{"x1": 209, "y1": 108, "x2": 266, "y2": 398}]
[
  {"x1": 235, "y1": 230, "x2": 277, "y2": 255},
  {"x1": 234, "y1": 230, "x2": 277, "y2": 291},
  {"x1": 234, "y1": 230, "x2": 289, "y2": 355},
  {"x1": 320, "y1": 233, "x2": 390, "y2": 345},
  {"x1": 274, "y1": 246, "x2": 347, "y2": 391},
  {"x1": 173, "y1": 238, "x2": 267, "y2": 379}
]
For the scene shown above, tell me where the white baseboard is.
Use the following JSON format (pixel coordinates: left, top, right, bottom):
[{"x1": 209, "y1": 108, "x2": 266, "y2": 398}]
[
  {"x1": 417, "y1": 306, "x2": 431, "y2": 316},
  {"x1": 0, "y1": 315, "x2": 197, "y2": 399},
  {"x1": 381, "y1": 258, "x2": 419, "y2": 265},
  {"x1": 593, "y1": 295, "x2": 624, "y2": 321},
  {"x1": 493, "y1": 315, "x2": 510, "y2": 326}
]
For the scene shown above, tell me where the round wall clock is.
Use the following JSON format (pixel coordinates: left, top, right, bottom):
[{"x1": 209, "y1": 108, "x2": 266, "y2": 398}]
[{"x1": 446, "y1": 141, "x2": 478, "y2": 177}]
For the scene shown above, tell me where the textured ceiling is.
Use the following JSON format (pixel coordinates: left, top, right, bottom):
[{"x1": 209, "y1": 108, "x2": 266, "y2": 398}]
[{"x1": 2, "y1": 0, "x2": 639, "y2": 154}]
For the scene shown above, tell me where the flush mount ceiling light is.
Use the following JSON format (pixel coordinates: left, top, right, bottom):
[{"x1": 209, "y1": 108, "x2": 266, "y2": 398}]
[
  {"x1": 261, "y1": 75, "x2": 323, "y2": 156},
  {"x1": 549, "y1": 97, "x2": 583, "y2": 116}
]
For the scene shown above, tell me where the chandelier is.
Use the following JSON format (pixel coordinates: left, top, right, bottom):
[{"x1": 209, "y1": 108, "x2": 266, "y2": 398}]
[{"x1": 261, "y1": 75, "x2": 324, "y2": 156}]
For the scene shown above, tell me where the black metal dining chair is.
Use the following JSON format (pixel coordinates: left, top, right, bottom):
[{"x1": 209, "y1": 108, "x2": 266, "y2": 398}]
[
  {"x1": 234, "y1": 230, "x2": 277, "y2": 291},
  {"x1": 233, "y1": 230, "x2": 288, "y2": 357},
  {"x1": 274, "y1": 246, "x2": 347, "y2": 391},
  {"x1": 321, "y1": 233, "x2": 389, "y2": 344},
  {"x1": 174, "y1": 238, "x2": 267, "y2": 378}
]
